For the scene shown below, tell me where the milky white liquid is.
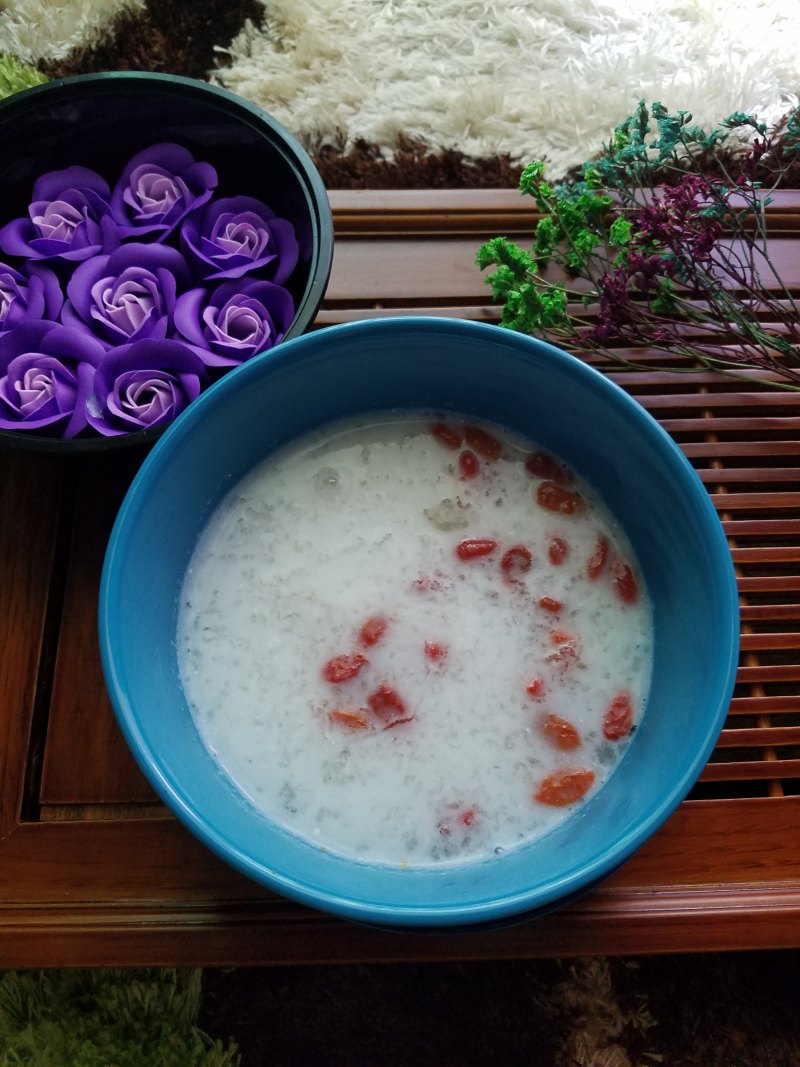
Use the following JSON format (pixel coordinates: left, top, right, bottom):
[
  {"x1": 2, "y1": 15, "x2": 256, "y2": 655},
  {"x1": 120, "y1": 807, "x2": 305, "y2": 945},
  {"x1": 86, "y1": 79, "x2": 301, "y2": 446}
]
[{"x1": 177, "y1": 414, "x2": 653, "y2": 866}]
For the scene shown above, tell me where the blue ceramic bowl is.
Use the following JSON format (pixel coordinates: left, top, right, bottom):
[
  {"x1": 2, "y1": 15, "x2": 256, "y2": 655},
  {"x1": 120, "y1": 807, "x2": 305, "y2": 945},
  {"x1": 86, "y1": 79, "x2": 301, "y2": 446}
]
[{"x1": 99, "y1": 317, "x2": 739, "y2": 928}]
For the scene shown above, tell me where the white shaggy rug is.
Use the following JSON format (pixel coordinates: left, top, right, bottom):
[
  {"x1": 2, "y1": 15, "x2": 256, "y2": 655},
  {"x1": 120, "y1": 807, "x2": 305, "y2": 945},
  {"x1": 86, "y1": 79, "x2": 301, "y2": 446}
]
[{"x1": 214, "y1": 0, "x2": 800, "y2": 177}]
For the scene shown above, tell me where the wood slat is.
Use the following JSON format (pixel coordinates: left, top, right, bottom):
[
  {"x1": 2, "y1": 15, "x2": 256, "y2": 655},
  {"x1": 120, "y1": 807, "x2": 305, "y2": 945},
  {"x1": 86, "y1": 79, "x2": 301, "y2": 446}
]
[
  {"x1": 39, "y1": 453, "x2": 155, "y2": 805},
  {"x1": 701, "y1": 759, "x2": 800, "y2": 782},
  {"x1": 0, "y1": 453, "x2": 64, "y2": 833},
  {"x1": 716, "y1": 726, "x2": 800, "y2": 747}
]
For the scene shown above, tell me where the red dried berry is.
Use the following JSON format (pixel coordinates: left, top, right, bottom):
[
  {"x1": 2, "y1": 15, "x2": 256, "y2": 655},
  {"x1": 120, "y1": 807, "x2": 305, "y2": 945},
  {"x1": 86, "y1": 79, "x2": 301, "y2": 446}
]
[
  {"x1": 526, "y1": 676, "x2": 545, "y2": 700},
  {"x1": 322, "y1": 653, "x2": 368, "y2": 684},
  {"x1": 424, "y1": 641, "x2": 448, "y2": 662},
  {"x1": 359, "y1": 615, "x2": 388, "y2": 647},
  {"x1": 534, "y1": 768, "x2": 595, "y2": 807},
  {"x1": 548, "y1": 535, "x2": 568, "y2": 566},
  {"x1": 500, "y1": 544, "x2": 533, "y2": 583},
  {"x1": 431, "y1": 422, "x2": 463, "y2": 450},
  {"x1": 540, "y1": 713, "x2": 582, "y2": 752},
  {"x1": 538, "y1": 595, "x2": 562, "y2": 613},
  {"x1": 328, "y1": 709, "x2": 371, "y2": 731},
  {"x1": 536, "y1": 481, "x2": 585, "y2": 515},
  {"x1": 525, "y1": 451, "x2": 573, "y2": 485},
  {"x1": 464, "y1": 424, "x2": 503, "y2": 460},
  {"x1": 610, "y1": 555, "x2": 639, "y2": 603},
  {"x1": 458, "y1": 449, "x2": 480, "y2": 480},
  {"x1": 586, "y1": 535, "x2": 609, "y2": 580},
  {"x1": 367, "y1": 683, "x2": 407, "y2": 723},
  {"x1": 603, "y1": 691, "x2": 634, "y2": 740},
  {"x1": 455, "y1": 538, "x2": 499, "y2": 561}
]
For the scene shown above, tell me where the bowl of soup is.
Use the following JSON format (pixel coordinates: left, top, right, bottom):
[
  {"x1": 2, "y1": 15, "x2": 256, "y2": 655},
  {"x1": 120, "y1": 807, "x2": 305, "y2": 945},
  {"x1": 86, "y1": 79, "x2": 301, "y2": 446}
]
[{"x1": 99, "y1": 316, "x2": 739, "y2": 928}]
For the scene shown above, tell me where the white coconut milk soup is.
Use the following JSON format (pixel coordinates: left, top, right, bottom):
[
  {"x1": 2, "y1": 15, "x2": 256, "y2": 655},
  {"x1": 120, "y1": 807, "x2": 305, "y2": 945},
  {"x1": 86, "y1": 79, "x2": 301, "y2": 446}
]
[{"x1": 177, "y1": 413, "x2": 653, "y2": 866}]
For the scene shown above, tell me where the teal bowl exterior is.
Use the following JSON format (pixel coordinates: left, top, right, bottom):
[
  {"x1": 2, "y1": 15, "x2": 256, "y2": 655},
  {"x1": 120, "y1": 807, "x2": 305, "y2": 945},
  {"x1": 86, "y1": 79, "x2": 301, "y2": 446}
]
[{"x1": 99, "y1": 317, "x2": 740, "y2": 928}]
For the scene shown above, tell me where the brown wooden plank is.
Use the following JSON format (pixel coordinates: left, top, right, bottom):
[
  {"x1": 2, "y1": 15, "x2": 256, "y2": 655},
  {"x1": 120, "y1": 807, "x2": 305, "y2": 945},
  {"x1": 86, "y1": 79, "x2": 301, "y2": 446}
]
[
  {"x1": 0, "y1": 452, "x2": 63, "y2": 832},
  {"x1": 0, "y1": 798, "x2": 799, "y2": 966},
  {"x1": 39, "y1": 453, "x2": 155, "y2": 805}
]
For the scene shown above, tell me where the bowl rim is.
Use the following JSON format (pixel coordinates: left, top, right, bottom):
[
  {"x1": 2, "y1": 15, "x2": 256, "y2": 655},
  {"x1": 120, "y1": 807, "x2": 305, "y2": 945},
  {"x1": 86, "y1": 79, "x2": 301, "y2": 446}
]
[
  {"x1": 0, "y1": 71, "x2": 333, "y2": 455},
  {"x1": 99, "y1": 315, "x2": 741, "y2": 926}
]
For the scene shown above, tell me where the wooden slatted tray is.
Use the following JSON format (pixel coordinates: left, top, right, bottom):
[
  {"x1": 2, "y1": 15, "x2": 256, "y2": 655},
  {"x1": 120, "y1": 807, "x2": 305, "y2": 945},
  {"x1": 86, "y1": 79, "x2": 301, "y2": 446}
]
[{"x1": 1, "y1": 189, "x2": 800, "y2": 967}]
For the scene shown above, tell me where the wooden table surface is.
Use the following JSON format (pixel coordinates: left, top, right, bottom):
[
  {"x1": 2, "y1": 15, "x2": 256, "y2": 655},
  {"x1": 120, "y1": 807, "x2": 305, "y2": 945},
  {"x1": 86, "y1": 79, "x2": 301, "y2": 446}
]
[{"x1": 2, "y1": 189, "x2": 800, "y2": 968}]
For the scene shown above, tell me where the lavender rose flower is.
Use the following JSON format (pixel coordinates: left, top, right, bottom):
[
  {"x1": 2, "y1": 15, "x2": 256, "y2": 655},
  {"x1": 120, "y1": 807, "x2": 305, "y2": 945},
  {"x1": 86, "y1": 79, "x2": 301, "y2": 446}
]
[
  {"x1": 173, "y1": 278, "x2": 295, "y2": 367},
  {"x1": 0, "y1": 166, "x2": 119, "y2": 262},
  {"x1": 111, "y1": 142, "x2": 218, "y2": 241},
  {"x1": 86, "y1": 337, "x2": 207, "y2": 436},
  {"x1": 0, "y1": 321, "x2": 104, "y2": 438},
  {"x1": 0, "y1": 261, "x2": 63, "y2": 333},
  {"x1": 62, "y1": 242, "x2": 192, "y2": 348},
  {"x1": 181, "y1": 195, "x2": 299, "y2": 283}
]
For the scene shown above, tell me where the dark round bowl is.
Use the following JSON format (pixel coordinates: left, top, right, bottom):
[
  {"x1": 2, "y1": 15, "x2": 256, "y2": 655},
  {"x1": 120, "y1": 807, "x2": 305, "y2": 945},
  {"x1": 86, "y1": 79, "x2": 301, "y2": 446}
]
[{"x1": 0, "y1": 72, "x2": 333, "y2": 455}]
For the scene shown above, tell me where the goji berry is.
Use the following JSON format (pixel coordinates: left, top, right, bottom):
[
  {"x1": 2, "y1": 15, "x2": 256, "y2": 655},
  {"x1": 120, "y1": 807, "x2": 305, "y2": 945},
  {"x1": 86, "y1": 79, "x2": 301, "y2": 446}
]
[
  {"x1": 547, "y1": 630, "x2": 580, "y2": 668},
  {"x1": 455, "y1": 538, "x2": 499, "y2": 560},
  {"x1": 538, "y1": 595, "x2": 562, "y2": 613},
  {"x1": 322, "y1": 653, "x2": 368, "y2": 684},
  {"x1": 603, "y1": 691, "x2": 634, "y2": 740},
  {"x1": 534, "y1": 768, "x2": 595, "y2": 807},
  {"x1": 536, "y1": 481, "x2": 585, "y2": 515},
  {"x1": 611, "y1": 555, "x2": 639, "y2": 603},
  {"x1": 526, "y1": 676, "x2": 545, "y2": 700},
  {"x1": 328, "y1": 709, "x2": 371, "y2": 731},
  {"x1": 458, "y1": 449, "x2": 480, "y2": 479},
  {"x1": 586, "y1": 534, "x2": 609, "y2": 580},
  {"x1": 548, "y1": 535, "x2": 568, "y2": 565},
  {"x1": 525, "y1": 451, "x2": 573, "y2": 485},
  {"x1": 540, "y1": 713, "x2": 582, "y2": 751},
  {"x1": 500, "y1": 544, "x2": 533, "y2": 583},
  {"x1": 424, "y1": 641, "x2": 448, "y2": 662},
  {"x1": 367, "y1": 683, "x2": 407, "y2": 723},
  {"x1": 359, "y1": 615, "x2": 388, "y2": 647},
  {"x1": 431, "y1": 422, "x2": 463, "y2": 450},
  {"x1": 464, "y1": 424, "x2": 503, "y2": 460}
]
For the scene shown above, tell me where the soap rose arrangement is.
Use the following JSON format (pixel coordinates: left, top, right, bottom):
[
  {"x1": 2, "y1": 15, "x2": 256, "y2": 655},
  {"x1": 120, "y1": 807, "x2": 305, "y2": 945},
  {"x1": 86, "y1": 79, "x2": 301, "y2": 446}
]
[{"x1": 0, "y1": 143, "x2": 299, "y2": 438}]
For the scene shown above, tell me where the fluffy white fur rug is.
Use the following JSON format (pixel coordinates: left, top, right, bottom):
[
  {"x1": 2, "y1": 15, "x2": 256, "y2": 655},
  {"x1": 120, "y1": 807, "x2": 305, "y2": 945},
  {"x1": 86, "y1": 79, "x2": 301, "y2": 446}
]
[
  {"x1": 0, "y1": 0, "x2": 143, "y2": 63},
  {"x1": 214, "y1": 0, "x2": 800, "y2": 176}
]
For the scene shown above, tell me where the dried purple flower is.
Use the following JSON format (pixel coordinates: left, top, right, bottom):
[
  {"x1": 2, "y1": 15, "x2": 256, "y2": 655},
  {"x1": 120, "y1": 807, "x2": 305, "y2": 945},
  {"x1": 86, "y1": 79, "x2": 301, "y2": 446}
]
[
  {"x1": 0, "y1": 321, "x2": 103, "y2": 437},
  {"x1": 173, "y1": 278, "x2": 295, "y2": 367},
  {"x1": 0, "y1": 166, "x2": 119, "y2": 262},
  {"x1": 181, "y1": 195, "x2": 299, "y2": 283},
  {"x1": 111, "y1": 142, "x2": 218, "y2": 241},
  {"x1": 62, "y1": 242, "x2": 191, "y2": 348},
  {"x1": 86, "y1": 337, "x2": 207, "y2": 436},
  {"x1": 0, "y1": 261, "x2": 63, "y2": 333}
]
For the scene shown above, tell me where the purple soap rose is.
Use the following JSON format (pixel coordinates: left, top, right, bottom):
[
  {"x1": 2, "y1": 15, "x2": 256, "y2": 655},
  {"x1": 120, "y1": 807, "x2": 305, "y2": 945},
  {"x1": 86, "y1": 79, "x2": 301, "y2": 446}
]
[
  {"x1": 0, "y1": 166, "x2": 119, "y2": 262},
  {"x1": 111, "y1": 142, "x2": 218, "y2": 241},
  {"x1": 181, "y1": 195, "x2": 299, "y2": 283},
  {"x1": 0, "y1": 321, "x2": 104, "y2": 438},
  {"x1": 62, "y1": 242, "x2": 192, "y2": 348},
  {"x1": 0, "y1": 261, "x2": 63, "y2": 333},
  {"x1": 173, "y1": 278, "x2": 295, "y2": 367},
  {"x1": 86, "y1": 337, "x2": 207, "y2": 436}
]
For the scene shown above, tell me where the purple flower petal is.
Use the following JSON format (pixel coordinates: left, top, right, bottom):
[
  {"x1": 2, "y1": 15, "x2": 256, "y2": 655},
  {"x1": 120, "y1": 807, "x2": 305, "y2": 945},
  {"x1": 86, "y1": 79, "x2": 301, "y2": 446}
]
[
  {"x1": 86, "y1": 337, "x2": 207, "y2": 436},
  {"x1": 0, "y1": 261, "x2": 63, "y2": 333},
  {"x1": 64, "y1": 242, "x2": 190, "y2": 347},
  {"x1": 0, "y1": 322, "x2": 103, "y2": 437},
  {"x1": 181, "y1": 195, "x2": 299, "y2": 283},
  {"x1": 111, "y1": 142, "x2": 218, "y2": 241},
  {"x1": 0, "y1": 170, "x2": 118, "y2": 263},
  {"x1": 173, "y1": 278, "x2": 295, "y2": 367}
]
